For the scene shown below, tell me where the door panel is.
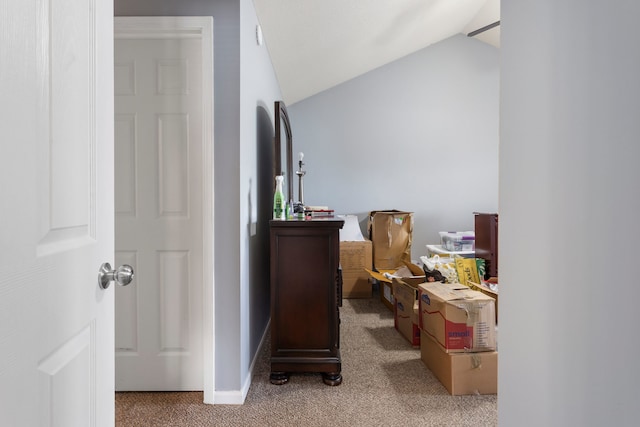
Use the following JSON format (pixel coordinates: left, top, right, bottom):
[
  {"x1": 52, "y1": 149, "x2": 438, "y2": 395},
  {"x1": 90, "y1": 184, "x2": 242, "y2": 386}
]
[
  {"x1": 114, "y1": 115, "x2": 137, "y2": 217},
  {"x1": 37, "y1": 0, "x2": 96, "y2": 256},
  {"x1": 37, "y1": 326, "x2": 93, "y2": 427},
  {"x1": 0, "y1": 0, "x2": 114, "y2": 426}
]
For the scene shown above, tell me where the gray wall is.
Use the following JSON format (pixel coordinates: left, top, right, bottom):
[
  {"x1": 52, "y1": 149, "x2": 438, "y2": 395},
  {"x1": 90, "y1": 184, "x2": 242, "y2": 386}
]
[
  {"x1": 115, "y1": 0, "x2": 280, "y2": 401},
  {"x1": 238, "y1": 0, "x2": 282, "y2": 399},
  {"x1": 500, "y1": 1, "x2": 640, "y2": 425},
  {"x1": 289, "y1": 34, "x2": 499, "y2": 260}
]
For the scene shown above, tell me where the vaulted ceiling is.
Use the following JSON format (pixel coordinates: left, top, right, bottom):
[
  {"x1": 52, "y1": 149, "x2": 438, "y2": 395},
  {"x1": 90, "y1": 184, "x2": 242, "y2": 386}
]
[{"x1": 253, "y1": 0, "x2": 500, "y2": 105}]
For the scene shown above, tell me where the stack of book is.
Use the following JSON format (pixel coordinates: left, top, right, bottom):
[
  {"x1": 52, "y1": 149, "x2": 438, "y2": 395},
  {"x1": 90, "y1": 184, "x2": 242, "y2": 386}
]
[{"x1": 304, "y1": 206, "x2": 335, "y2": 218}]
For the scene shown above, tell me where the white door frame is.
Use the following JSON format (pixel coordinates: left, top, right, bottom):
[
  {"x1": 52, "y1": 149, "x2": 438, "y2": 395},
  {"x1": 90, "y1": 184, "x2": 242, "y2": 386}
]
[{"x1": 114, "y1": 16, "x2": 215, "y2": 403}]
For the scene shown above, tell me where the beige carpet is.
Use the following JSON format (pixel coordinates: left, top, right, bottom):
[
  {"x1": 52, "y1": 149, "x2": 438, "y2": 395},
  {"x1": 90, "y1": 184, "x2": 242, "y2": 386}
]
[{"x1": 116, "y1": 293, "x2": 497, "y2": 426}]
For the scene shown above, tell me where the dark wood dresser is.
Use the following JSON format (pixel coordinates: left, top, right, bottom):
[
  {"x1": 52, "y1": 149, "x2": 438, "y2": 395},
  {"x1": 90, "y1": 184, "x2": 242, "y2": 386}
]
[
  {"x1": 474, "y1": 212, "x2": 499, "y2": 279},
  {"x1": 269, "y1": 218, "x2": 344, "y2": 385}
]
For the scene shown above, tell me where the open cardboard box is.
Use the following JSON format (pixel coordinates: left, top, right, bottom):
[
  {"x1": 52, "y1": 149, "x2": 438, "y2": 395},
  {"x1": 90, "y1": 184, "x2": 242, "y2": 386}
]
[
  {"x1": 418, "y1": 281, "x2": 496, "y2": 353},
  {"x1": 365, "y1": 262, "x2": 425, "y2": 311},
  {"x1": 392, "y1": 277, "x2": 421, "y2": 347}
]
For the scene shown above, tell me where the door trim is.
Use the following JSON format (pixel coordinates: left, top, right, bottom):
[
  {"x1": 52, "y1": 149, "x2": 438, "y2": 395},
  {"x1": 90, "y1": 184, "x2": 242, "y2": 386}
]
[{"x1": 114, "y1": 16, "x2": 215, "y2": 404}]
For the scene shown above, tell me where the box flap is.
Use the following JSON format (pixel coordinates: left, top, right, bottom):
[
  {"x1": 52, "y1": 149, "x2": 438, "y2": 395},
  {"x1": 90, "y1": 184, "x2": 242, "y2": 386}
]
[
  {"x1": 403, "y1": 260, "x2": 424, "y2": 276},
  {"x1": 419, "y1": 282, "x2": 468, "y2": 298},
  {"x1": 366, "y1": 264, "x2": 425, "y2": 285},
  {"x1": 467, "y1": 281, "x2": 498, "y2": 297},
  {"x1": 365, "y1": 268, "x2": 393, "y2": 283},
  {"x1": 368, "y1": 210, "x2": 414, "y2": 269}
]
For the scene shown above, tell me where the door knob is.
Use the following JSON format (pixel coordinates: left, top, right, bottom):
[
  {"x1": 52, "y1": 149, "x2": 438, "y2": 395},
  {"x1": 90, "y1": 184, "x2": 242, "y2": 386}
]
[{"x1": 98, "y1": 263, "x2": 134, "y2": 289}]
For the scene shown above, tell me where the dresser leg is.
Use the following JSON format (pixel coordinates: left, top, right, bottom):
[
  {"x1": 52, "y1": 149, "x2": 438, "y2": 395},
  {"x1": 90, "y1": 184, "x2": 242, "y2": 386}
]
[
  {"x1": 270, "y1": 371, "x2": 289, "y2": 385},
  {"x1": 322, "y1": 372, "x2": 342, "y2": 386}
]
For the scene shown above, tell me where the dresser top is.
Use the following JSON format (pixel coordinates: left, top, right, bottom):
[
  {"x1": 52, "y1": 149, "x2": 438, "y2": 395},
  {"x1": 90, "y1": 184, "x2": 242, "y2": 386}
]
[{"x1": 270, "y1": 218, "x2": 345, "y2": 229}]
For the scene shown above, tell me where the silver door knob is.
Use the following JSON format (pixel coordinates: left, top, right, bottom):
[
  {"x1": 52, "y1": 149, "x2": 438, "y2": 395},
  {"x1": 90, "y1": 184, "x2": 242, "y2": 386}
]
[{"x1": 98, "y1": 263, "x2": 134, "y2": 289}]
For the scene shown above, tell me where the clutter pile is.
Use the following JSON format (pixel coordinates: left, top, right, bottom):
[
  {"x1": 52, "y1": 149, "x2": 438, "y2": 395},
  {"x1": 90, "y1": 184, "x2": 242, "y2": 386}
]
[{"x1": 338, "y1": 209, "x2": 499, "y2": 395}]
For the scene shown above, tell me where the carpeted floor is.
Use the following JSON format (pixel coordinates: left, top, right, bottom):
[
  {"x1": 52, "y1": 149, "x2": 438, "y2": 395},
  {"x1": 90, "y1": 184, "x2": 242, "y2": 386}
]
[{"x1": 116, "y1": 293, "x2": 497, "y2": 426}]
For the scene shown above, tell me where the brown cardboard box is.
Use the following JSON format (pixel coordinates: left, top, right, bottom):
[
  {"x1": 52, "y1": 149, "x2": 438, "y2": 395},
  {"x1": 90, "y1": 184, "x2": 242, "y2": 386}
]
[
  {"x1": 339, "y1": 241, "x2": 373, "y2": 298},
  {"x1": 368, "y1": 210, "x2": 413, "y2": 270},
  {"x1": 380, "y1": 281, "x2": 394, "y2": 311},
  {"x1": 468, "y1": 280, "x2": 499, "y2": 323},
  {"x1": 365, "y1": 262, "x2": 425, "y2": 312},
  {"x1": 420, "y1": 330, "x2": 497, "y2": 395},
  {"x1": 418, "y1": 281, "x2": 496, "y2": 353},
  {"x1": 392, "y1": 278, "x2": 420, "y2": 347}
]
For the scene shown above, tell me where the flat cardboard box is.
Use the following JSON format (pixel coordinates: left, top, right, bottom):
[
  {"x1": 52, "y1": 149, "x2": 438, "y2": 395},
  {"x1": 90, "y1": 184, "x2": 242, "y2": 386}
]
[
  {"x1": 368, "y1": 210, "x2": 413, "y2": 270},
  {"x1": 420, "y1": 330, "x2": 497, "y2": 395},
  {"x1": 365, "y1": 262, "x2": 425, "y2": 311},
  {"x1": 340, "y1": 240, "x2": 373, "y2": 298},
  {"x1": 392, "y1": 278, "x2": 420, "y2": 347},
  {"x1": 418, "y1": 281, "x2": 496, "y2": 353}
]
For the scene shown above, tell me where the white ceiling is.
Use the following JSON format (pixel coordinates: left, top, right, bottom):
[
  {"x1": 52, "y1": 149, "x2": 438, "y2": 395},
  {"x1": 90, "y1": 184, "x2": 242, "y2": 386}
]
[{"x1": 253, "y1": 0, "x2": 500, "y2": 105}]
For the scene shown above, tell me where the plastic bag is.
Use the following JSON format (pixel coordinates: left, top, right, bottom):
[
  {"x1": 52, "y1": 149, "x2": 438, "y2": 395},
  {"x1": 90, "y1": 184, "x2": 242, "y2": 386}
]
[{"x1": 420, "y1": 255, "x2": 458, "y2": 283}]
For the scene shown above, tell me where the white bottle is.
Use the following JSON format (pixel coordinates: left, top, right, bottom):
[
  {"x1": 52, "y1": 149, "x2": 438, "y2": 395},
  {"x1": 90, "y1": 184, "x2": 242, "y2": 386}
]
[{"x1": 273, "y1": 175, "x2": 285, "y2": 220}]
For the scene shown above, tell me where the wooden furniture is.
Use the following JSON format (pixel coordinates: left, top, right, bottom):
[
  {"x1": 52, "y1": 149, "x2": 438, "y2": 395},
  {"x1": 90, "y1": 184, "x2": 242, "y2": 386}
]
[
  {"x1": 474, "y1": 212, "x2": 499, "y2": 279},
  {"x1": 269, "y1": 218, "x2": 344, "y2": 385}
]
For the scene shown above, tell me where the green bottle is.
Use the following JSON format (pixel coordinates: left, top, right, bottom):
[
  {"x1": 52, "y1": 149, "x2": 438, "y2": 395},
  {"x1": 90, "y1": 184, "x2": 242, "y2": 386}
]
[{"x1": 273, "y1": 175, "x2": 285, "y2": 220}]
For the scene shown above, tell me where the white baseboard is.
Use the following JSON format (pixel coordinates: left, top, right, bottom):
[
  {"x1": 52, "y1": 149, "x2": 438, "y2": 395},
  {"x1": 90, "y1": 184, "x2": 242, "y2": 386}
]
[
  {"x1": 211, "y1": 319, "x2": 270, "y2": 405},
  {"x1": 211, "y1": 389, "x2": 245, "y2": 405}
]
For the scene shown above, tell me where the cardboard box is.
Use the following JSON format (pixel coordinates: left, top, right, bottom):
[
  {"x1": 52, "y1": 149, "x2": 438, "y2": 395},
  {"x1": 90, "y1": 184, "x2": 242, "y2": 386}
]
[
  {"x1": 339, "y1": 240, "x2": 373, "y2": 298},
  {"x1": 380, "y1": 281, "x2": 394, "y2": 311},
  {"x1": 468, "y1": 280, "x2": 499, "y2": 324},
  {"x1": 392, "y1": 278, "x2": 420, "y2": 347},
  {"x1": 368, "y1": 210, "x2": 413, "y2": 270},
  {"x1": 420, "y1": 330, "x2": 497, "y2": 395},
  {"x1": 365, "y1": 262, "x2": 425, "y2": 312},
  {"x1": 418, "y1": 281, "x2": 496, "y2": 353}
]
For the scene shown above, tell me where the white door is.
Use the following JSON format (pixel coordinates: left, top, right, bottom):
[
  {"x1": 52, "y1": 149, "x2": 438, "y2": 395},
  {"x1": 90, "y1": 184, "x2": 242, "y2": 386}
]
[
  {"x1": 114, "y1": 17, "x2": 214, "y2": 392},
  {"x1": 0, "y1": 1, "x2": 115, "y2": 426}
]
